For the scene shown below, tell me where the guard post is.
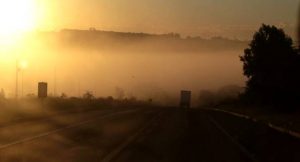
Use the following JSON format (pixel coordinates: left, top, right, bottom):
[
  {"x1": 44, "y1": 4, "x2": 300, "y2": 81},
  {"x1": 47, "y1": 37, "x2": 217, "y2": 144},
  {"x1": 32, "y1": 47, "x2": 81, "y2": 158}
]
[{"x1": 38, "y1": 82, "x2": 48, "y2": 99}]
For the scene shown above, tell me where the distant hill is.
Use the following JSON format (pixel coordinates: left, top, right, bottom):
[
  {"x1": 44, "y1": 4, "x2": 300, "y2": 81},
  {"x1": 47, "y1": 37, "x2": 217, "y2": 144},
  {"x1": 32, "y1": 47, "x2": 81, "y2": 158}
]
[{"x1": 34, "y1": 29, "x2": 249, "y2": 52}]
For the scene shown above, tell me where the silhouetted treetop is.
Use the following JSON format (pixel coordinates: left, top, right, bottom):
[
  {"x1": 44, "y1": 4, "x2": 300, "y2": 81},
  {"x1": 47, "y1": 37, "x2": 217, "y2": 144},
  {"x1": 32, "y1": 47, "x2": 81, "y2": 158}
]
[
  {"x1": 240, "y1": 24, "x2": 300, "y2": 108},
  {"x1": 241, "y1": 24, "x2": 295, "y2": 78}
]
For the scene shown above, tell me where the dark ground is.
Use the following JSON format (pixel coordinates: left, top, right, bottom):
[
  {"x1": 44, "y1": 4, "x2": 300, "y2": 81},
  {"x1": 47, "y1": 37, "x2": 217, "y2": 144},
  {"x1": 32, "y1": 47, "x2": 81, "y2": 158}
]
[
  {"x1": 113, "y1": 108, "x2": 300, "y2": 162},
  {"x1": 0, "y1": 107, "x2": 299, "y2": 162}
]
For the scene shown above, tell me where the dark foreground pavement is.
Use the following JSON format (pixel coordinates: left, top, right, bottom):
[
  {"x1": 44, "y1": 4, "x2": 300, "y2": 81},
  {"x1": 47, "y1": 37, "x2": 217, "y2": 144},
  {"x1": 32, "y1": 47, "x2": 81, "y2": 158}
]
[
  {"x1": 0, "y1": 107, "x2": 299, "y2": 162},
  {"x1": 114, "y1": 109, "x2": 253, "y2": 162},
  {"x1": 114, "y1": 108, "x2": 300, "y2": 162}
]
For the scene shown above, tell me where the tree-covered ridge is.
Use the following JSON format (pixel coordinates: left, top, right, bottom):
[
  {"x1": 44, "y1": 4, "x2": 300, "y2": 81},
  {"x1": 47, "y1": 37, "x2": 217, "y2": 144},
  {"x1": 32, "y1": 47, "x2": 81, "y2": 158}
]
[{"x1": 33, "y1": 29, "x2": 248, "y2": 52}]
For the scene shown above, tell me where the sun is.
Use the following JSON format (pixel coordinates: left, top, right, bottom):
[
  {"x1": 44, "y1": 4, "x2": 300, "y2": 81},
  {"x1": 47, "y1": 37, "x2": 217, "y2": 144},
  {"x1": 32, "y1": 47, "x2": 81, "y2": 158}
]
[
  {"x1": 0, "y1": 0, "x2": 37, "y2": 37},
  {"x1": 20, "y1": 59, "x2": 28, "y2": 68}
]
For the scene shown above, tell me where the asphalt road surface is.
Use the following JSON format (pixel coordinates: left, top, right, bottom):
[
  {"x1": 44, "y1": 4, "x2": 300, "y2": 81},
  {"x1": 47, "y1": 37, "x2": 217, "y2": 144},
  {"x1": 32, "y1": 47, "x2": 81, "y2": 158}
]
[{"x1": 0, "y1": 107, "x2": 299, "y2": 162}]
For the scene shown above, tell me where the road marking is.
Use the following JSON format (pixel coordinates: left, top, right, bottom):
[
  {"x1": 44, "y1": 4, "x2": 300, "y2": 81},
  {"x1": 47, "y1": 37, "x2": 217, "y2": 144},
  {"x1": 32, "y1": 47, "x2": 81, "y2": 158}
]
[
  {"x1": 101, "y1": 111, "x2": 163, "y2": 162},
  {"x1": 205, "y1": 108, "x2": 300, "y2": 139},
  {"x1": 208, "y1": 115, "x2": 258, "y2": 162},
  {"x1": 0, "y1": 108, "x2": 140, "y2": 150}
]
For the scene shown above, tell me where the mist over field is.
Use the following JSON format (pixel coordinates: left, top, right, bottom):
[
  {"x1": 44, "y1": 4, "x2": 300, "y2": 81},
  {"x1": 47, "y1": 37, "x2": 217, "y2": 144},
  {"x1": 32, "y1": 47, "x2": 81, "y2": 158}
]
[
  {"x1": 0, "y1": 30, "x2": 247, "y2": 105},
  {"x1": 0, "y1": 1, "x2": 299, "y2": 161}
]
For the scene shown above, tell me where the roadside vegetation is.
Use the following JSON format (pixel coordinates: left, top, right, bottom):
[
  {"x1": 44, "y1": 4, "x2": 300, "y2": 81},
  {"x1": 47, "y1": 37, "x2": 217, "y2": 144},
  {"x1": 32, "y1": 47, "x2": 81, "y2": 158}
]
[
  {"x1": 0, "y1": 95, "x2": 154, "y2": 126},
  {"x1": 197, "y1": 24, "x2": 300, "y2": 132},
  {"x1": 240, "y1": 24, "x2": 300, "y2": 111}
]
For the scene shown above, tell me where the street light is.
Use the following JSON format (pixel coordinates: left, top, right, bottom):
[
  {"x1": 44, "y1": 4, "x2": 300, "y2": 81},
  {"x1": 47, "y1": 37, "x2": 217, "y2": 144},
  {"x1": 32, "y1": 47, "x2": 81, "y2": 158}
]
[
  {"x1": 15, "y1": 60, "x2": 27, "y2": 98},
  {"x1": 15, "y1": 59, "x2": 19, "y2": 99},
  {"x1": 20, "y1": 60, "x2": 27, "y2": 98}
]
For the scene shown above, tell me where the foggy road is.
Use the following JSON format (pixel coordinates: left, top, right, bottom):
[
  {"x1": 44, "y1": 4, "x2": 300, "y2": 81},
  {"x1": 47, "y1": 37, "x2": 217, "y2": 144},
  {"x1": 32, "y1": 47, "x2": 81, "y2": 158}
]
[
  {"x1": 0, "y1": 107, "x2": 299, "y2": 162},
  {"x1": 0, "y1": 107, "x2": 161, "y2": 161},
  {"x1": 113, "y1": 109, "x2": 300, "y2": 162},
  {"x1": 113, "y1": 109, "x2": 254, "y2": 162},
  {"x1": 0, "y1": 0, "x2": 298, "y2": 161}
]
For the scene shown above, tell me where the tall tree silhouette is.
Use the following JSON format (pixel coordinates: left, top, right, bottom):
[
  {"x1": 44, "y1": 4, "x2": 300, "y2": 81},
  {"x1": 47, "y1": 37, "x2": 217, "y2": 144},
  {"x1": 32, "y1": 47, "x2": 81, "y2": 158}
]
[{"x1": 240, "y1": 24, "x2": 300, "y2": 108}]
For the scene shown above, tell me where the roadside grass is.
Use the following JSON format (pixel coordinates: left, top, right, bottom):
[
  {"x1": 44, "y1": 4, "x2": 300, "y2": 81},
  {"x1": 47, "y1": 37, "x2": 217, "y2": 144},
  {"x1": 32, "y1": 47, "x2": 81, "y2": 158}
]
[{"x1": 0, "y1": 97, "x2": 153, "y2": 126}]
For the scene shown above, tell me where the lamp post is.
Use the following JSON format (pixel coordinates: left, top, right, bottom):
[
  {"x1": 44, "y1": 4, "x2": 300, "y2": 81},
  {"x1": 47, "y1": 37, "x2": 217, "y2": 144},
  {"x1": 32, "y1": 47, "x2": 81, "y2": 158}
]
[
  {"x1": 15, "y1": 59, "x2": 19, "y2": 99},
  {"x1": 21, "y1": 70, "x2": 24, "y2": 98},
  {"x1": 20, "y1": 60, "x2": 27, "y2": 98},
  {"x1": 15, "y1": 60, "x2": 27, "y2": 99}
]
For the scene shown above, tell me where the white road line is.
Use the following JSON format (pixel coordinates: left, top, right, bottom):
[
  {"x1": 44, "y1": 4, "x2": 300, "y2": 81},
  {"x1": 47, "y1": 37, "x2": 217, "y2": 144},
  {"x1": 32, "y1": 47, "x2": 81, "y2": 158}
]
[
  {"x1": 101, "y1": 111, "x2": 163, "y2": 162},
  {"x1": 206, "y1": 108, "x2": 300, "y2": 139},
  {"x1": 208, "y1": 115, "x2": 258, "y2": 162},
  {"x1": 0, "y1": 108, "x2": 140, "y2": 150}
]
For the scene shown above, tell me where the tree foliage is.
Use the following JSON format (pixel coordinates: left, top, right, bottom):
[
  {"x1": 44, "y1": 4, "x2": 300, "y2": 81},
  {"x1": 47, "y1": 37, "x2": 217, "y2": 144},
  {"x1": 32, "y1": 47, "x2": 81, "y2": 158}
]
[
  {"x1": 83, "y1": 91, "x2": 95, "y2": 100},
  {"x1": 240, "y1": 24, "x2": 300, "y2": 107}
]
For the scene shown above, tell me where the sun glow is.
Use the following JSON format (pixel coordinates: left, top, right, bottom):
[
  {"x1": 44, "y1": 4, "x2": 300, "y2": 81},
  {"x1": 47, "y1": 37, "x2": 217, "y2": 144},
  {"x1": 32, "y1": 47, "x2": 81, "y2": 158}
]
[
  {"x1": 0, "y1": 0, "x2": 37, "y2": 38},
  {"x1": 19, "y1": 60, "x2": 28, "y2": 69}
]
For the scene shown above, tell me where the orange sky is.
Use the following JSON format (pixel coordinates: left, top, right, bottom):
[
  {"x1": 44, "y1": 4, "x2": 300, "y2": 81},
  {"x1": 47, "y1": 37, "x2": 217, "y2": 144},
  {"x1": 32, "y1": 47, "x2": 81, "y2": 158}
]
[
  {"x1": 0, "y1": 0, "x2": 297, "y2": 40},
  {"x1": 34, "y1": 0, "x2": 299, "y2": 40},
  {"x1": 0, "y1": 0, "x2": 298, "y2": 98}
]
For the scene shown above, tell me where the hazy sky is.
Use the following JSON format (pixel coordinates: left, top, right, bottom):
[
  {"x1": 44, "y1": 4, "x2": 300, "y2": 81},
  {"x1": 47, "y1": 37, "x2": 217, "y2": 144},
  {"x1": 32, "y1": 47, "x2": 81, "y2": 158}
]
[
  {"x1": 38, "y1": 0, "x2": 299, "y2": 39},
  {"x1": 3, "y1": 0, "x2": 297, "y2": 98}
]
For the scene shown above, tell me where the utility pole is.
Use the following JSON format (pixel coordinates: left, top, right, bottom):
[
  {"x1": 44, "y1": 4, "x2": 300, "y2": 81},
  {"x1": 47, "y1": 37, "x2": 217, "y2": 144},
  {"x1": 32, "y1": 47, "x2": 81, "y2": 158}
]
[
  {"x1": 54, "y1": 67, "x2": 57, "y2": 97},
  {"x1": 15, "y1": 59, "x2": 19, "y2": 99},
  {"x1": 21, "y1": 70, "x2": 24, "y2": 98},
  {"x1": 77, "y1": 80, "x2": 81, "y2": 98}
]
